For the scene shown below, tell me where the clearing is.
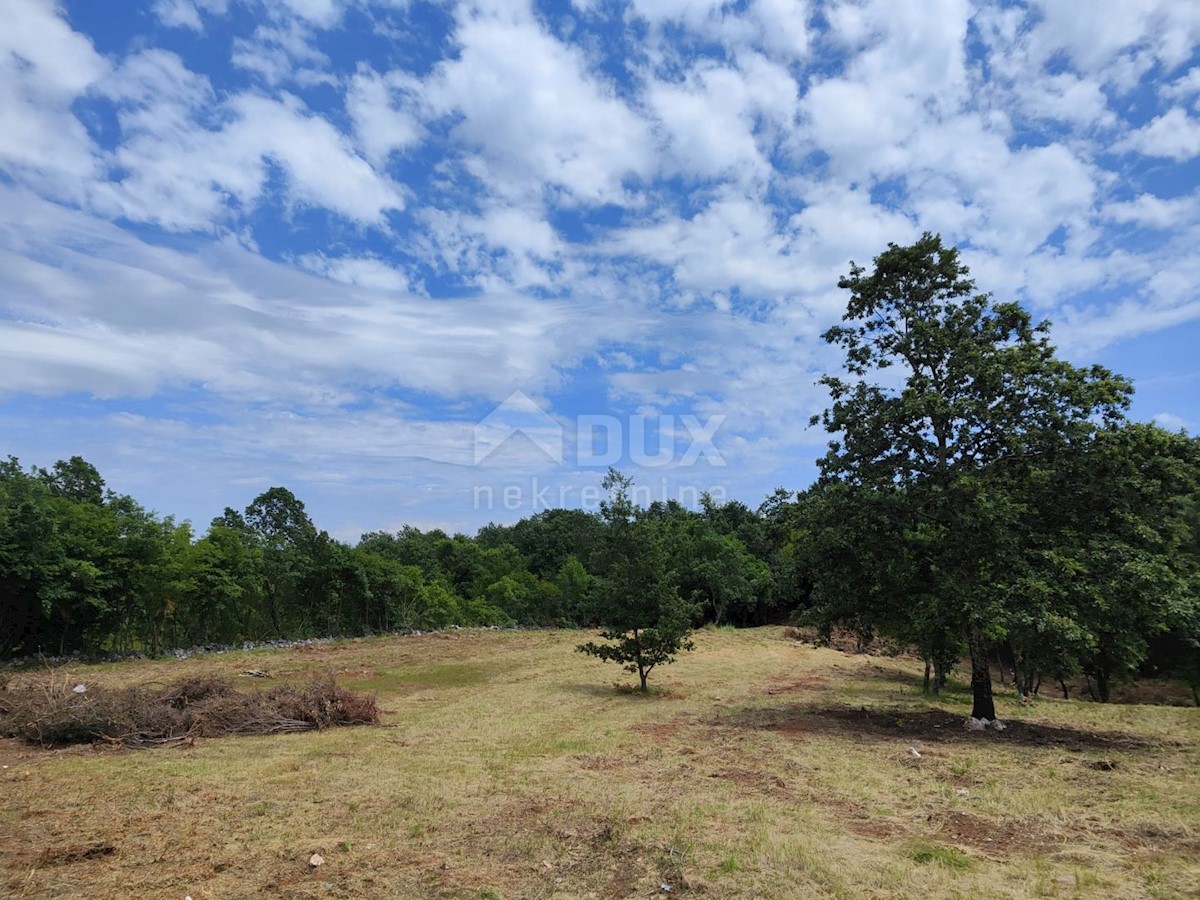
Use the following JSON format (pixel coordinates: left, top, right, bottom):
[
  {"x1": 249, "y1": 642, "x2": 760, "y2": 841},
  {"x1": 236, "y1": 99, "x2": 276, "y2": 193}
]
[{"x1": 1, "y1": 627, "x2": 1197, "y2": 899}]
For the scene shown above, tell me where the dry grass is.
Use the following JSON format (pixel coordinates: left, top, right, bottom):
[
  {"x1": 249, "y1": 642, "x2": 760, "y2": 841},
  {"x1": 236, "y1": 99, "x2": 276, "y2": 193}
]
[
  {"x1": 0, "y1": 673, "x2": 379, "y2": 747},
  {"x1": 1, "y1": 627, "x2": 1197, "y2": 899}
]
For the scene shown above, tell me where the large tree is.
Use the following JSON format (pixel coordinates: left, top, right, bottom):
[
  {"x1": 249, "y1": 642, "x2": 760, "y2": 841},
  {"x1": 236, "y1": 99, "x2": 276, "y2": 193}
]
[{"x1": 811, "y1": 233, "x2": 1131, "y2": 721}]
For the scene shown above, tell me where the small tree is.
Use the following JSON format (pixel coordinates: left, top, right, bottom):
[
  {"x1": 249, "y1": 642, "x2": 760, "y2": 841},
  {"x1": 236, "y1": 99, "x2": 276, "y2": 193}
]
[{"x1": 577, "y1": 470, "x2": 695, "y2": 691}]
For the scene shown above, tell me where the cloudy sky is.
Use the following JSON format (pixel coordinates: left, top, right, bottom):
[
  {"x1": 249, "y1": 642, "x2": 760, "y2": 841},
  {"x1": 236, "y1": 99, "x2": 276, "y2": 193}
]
[{"x1": 1, "y1": 0, "x2": 1198, "y2": 538}]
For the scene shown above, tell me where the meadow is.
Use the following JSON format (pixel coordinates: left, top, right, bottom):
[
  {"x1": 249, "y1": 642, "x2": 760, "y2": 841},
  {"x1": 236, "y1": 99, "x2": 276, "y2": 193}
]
[{"x1": 2, "y1": 627, "x2": 1197, "y2": 899}]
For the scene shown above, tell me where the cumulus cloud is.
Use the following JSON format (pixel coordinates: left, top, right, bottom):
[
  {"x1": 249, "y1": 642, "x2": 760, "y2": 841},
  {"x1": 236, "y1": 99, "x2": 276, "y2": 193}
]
[
  {"x1": 91, "y1": 51, "x2": 403, "y2": 230},
  {"x1": 1116, "y1": 108, "x2": 1200, "y2": 161},
  {"x1": 1, "y1": 0, "x2": 1199, "y2": 530},
  {"x1": 418, "y1": 1, "x2": 655, "y2": 203},
  {"x1": 0, "y1": 0, "x2": 107, "y2": 194},
  {"x1": 153, "y1": 0, "x2": 230, "y2": 30}
]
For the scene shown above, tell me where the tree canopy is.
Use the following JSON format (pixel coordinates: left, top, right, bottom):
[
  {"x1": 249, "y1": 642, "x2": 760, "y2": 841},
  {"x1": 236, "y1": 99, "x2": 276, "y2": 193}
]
[{"x1": 810, "y1": 233, "x2": 1140, "y2": 721}]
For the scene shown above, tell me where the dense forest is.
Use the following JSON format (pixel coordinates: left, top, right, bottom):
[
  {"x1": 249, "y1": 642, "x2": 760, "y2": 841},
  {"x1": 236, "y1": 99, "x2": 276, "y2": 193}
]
[
  {"x1": 0, "y1": 456, "x2": 792, "y2": 657},
  {"x1": 3, "y1": 236, "x2": 1198, "y2": 706}
]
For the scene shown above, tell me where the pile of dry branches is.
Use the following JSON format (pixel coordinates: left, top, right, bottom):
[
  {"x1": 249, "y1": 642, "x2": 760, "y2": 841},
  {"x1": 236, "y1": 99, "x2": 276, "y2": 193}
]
[{"x1": 0, "y1": 672, "x2": 379, "y2": 747}]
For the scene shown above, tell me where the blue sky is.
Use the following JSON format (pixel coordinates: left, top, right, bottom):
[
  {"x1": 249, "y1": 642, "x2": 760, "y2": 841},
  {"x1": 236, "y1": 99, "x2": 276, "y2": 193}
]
[{"x1": 1, "y1": 0, "x2": 1198, "y2": 538}]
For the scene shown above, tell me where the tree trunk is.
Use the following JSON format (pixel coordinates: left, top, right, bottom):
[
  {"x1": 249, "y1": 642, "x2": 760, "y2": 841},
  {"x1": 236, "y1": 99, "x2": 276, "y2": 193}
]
[
  {"x1": 968, "y1": 626, "x2": 996, "y2": 721},
  {"x1": 639, "y1": 668, "x2": 649, "y2": 692},
  {"x1": 1058, "y1": 679, "x2": 1070, "y2": 700},
  {"x1": 996, "y1": 642, "x2": 1013, "y2": 687},
  {"x1": 1094, "y1": 668, "x2": 1111, "y2": 703},
  {"x1": 923, "y1": 659, "x2": 931, "y2": 694}
]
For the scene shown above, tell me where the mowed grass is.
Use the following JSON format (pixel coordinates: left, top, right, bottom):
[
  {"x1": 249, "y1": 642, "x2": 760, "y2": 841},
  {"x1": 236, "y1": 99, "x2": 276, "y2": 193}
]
[{"x1": 2, "y1": 628, "x2": 1198, "y2": 899}]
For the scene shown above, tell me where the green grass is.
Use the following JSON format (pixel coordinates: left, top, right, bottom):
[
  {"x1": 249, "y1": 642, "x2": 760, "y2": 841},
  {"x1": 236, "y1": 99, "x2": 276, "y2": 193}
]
[
  {"x1": 909, "y1": 841, "x2": 975, "y2": 870},
  {"x1": 2, "y1": 627, "x2": 1198, "y2": 899}
]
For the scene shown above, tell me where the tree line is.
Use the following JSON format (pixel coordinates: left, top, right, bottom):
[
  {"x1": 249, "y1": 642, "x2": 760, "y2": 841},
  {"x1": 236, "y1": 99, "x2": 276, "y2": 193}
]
[
  {"x1": 0, "y1": 456, "x2": 793, "y2": 661},
  {"x1": 2, "y1": 234, "x2": 1198, "y2": 707}
]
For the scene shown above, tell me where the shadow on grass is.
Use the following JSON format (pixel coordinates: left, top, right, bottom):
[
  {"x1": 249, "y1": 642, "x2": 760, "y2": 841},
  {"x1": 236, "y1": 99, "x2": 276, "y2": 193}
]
[
  {"x1": 557, "y1": 682, "x2": 672, "y2": 699},
  {"x1": 724, "y1": 703, "x2": 1159, "y2": 752}
]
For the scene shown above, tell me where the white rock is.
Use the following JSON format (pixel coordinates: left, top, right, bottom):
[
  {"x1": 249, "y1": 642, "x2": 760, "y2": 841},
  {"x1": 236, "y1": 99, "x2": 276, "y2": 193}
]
[
  {"x1": 955, "y1": 788, "x2": 970, "y2": 797},
  {"x1": 991, "y1": 719, "x2": 1007, "y2": 731},
  {"x1": 907, "y1": 746, "x2": 922, "y2": 759},
  {"x1": 964, "y1": 717, "x2": 988, "y2": 731},
  {"x1": 72, "y1": 684, "x2": 87, "y2": 694},
  {"x1": 309, "y1": 853, "x2": 325, "y2": 868}
]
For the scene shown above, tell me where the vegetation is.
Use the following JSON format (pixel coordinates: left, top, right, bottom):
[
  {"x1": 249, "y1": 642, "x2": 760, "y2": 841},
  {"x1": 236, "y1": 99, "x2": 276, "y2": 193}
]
[
  {"x1": 0, "y1": 673, "x2": 378, "y2": 748},
  {"x1": 576, "y1": 470, "x2": 696, "y2": 690},
  {"x1": 1, "y1": 234, "x2": 1199, "y2": 896},
  {"x1": 806, "y1": 234, "x2": 1200, "y2": 716},
  {"x1": 1, "y1": 628, "x2": 1197, "y2": 898},
  {"x1": 2, "y1": 234, "x2": 1198, "y2": 709}
]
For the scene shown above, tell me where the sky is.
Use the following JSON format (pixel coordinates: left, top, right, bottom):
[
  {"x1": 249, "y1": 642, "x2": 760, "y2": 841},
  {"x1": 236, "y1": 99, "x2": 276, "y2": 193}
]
[{"x1": 1, "y1": 0, "x2": 1198, "y2": 540}]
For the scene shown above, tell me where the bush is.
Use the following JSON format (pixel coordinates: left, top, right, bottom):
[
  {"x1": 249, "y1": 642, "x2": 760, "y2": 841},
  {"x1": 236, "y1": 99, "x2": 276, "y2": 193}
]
[{"x1": 0, "y1": 672, "x2": 378, "y2": 747}]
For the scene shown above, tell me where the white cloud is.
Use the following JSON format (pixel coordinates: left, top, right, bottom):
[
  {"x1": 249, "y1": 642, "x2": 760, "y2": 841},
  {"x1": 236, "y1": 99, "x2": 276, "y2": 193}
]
[
  {"x1": 419, "y1": 1, "x2": 655, "y2": 203},
  {"x1": 297, "y1": 253, "x2": 414, "y2": 293},
  {"x1": 1015, "y1": 72, "x2": 1116, "y2": 129},
  {"x1": 630, "y1": 0, "x2": 811, "y2": 63},
  {"x1": 280, "y1": 0, "x2": 342, "y2": 28},
  {"x1": 1026, "y1": 0, "x2": 1200, "y2": 82},
  {"x1": 231, "y1": 19, "x2": 334, "y2": 86},
  {"x1": 0, "y1": 188, "x2": 611, "y2": 402},
  {"x1": 1116, "y1": 108, "x2": 1200, "y2": 161},
  {"x1": 1152, "y1": 412, "x2": 1190, "y2": 432},
  {"x1": 346, "y1": 68, "x2": 425, "y2": 166},
  {"x1": 0, "y1": 0, "x2": 108, "y2": 195},
  {"x1": 94, "y1": 52, "x2": 403, "y2": 230},
  {"x1": 2, "y1": 0, "x2": 1200, "y2": 530},
  {"x1": 1103, "y1": 193, "x2": 1200, "y2": 230},
  {"x1": 750, "y1": 0, "x2": 811, "y2": 61},
  {"x1": 646, "y1": 53, "x2": 797, "y2": 184},
  {"x1": 801, "y1": 0, "x2": 972, "y2": 179},
  {"x1": 1164, "y1": 67, "x2": 1200, "y2": 100},
  {"x1": 153, "y1": 0, "x2": 229, "y2": 30}
]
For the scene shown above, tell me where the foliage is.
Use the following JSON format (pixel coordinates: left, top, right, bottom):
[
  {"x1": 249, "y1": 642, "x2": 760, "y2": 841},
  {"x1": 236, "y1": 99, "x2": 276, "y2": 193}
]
[
  {"x1": 809, "y1": 233, "x2": 1134, "y2": 719},
  {"x1": 576, "y1": 470, "x2": 696, "y2": 691}
]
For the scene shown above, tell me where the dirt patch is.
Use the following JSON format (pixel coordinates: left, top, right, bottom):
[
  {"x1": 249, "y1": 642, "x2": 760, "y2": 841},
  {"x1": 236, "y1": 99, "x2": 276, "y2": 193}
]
[
  {"x1": 829, "y1": 798, "x2": 1052, "y2": 858},
  {"x1": 787, "y1": 626, "x2": 920, "y2": 659},
  {"x1": 577, "y1": 754, "x2": 627, "y2": 771},
  {"x1": 829, "y1": 800, "x2": 905, "y2": 840},
  {"x1": 37, "y1": 843, "x2": 117, "y2": 866},
  {"x1": 765, "y1": 675, "x2": 831, "y2": 695},
  {"x1": 1106, "y1": 822, "x2": 1200, "y2": 856},
  {"x1": 632, "y1": 721, "x2": 681, "y2": 741},
  {"x1": 707, "y1": 766, "x2": 788, "y2": 793},
  {"x1": 1050, "y1": 676, "x2": 1198, "y2": 708},
  {"x1": 735, "y1": 704, "x2": 1157, "y2": 752},
  {"x1": 930, "y1": 810, "x2": 1053, "y2": 856}
]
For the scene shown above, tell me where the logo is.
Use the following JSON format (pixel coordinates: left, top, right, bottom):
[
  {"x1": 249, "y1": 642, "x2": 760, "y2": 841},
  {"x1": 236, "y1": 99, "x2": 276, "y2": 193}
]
[
  {"x1": 473, "y1": 393, "x2": 726, "y2": 468},
  {"x1": 473, "y1": 391, "x2": 564, "y2": 465}
]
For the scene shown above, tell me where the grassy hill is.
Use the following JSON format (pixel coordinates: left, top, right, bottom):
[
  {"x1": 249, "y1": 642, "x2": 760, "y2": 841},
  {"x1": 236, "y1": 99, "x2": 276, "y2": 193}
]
[{"x1": 2, "y1": 627, "x2": 1197, "y2": 898}]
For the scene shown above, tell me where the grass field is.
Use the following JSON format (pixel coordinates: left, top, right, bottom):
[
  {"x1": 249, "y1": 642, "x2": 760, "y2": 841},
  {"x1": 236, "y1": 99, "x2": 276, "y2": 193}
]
[{"x1": 2, "y1": 627, "x2": 1198, "y2": 899}]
